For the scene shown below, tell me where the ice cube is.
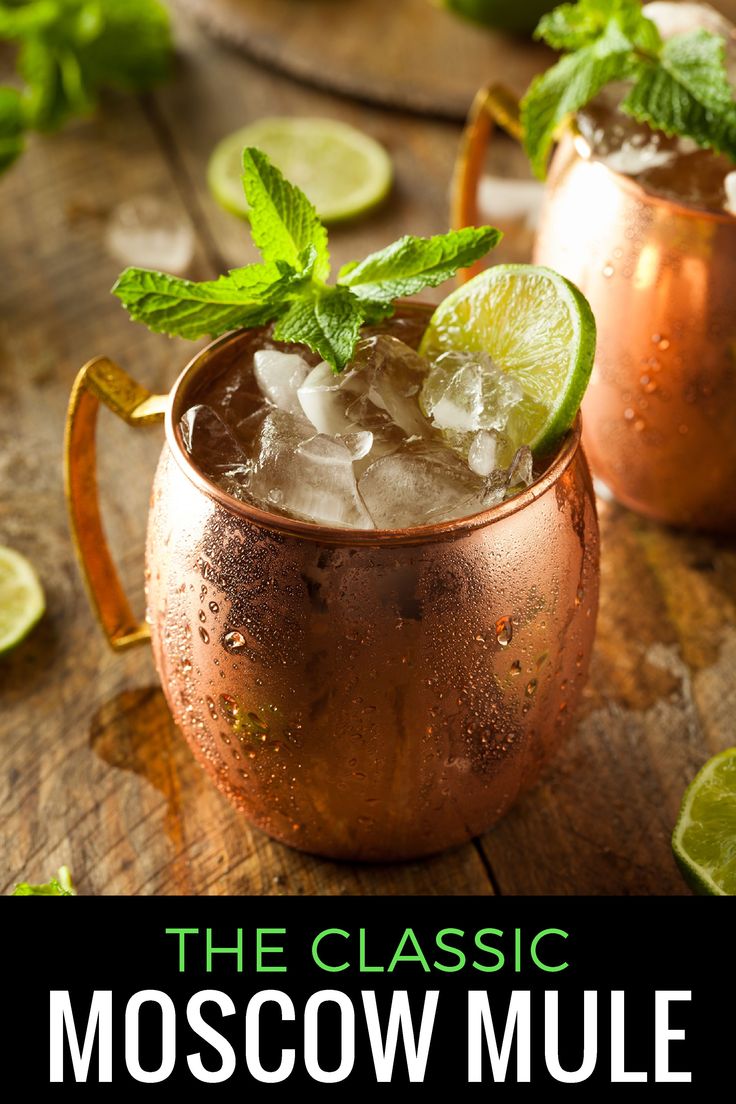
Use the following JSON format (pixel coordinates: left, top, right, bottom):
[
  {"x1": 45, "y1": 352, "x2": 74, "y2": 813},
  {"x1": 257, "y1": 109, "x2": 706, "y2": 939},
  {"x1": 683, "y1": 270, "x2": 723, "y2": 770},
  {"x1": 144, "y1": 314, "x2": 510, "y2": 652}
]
[
  {"x1": 480, "y1": 445, "x2": 535, "y2": 508},
  {"x1": 421, "y1": 348, "x2": 525, "y2": 469},
  {"x1": 253, "y1": 349, "x2": 310, "y2": 414},
  {"x1": 337, "y1": 430, "x2": 374, "y2": 461},
  {"x1": 105, "y1": 195, "x2": 195, "y2": 274},
  {"x1": 180, "y1": 404, "x2": 253, "y2": 495},
  {"x1": 430, "y1": 362, "x2": 484, "y2": 431},
  {"x1": 298, "y1": 335, "x2": 435, "y2": 446},
  {"x1": 358, "y1": 446, "x2": 486, "y2": 529},
  {"x1": 350, "y1": 336, "x2": 435, "y2": 439},
  {"x1": 725, "y1": 172, "x2": 736, "y2": 215},
  {"x1": 298, "y1": 361, "x2": 356, "y2": 435},
  {"x1": 507, "y1": 446, "x2": 534, "y2": 489},
  {"x1": 247, "y1": 410, "x2": 373, "y2": 529},
  {"x1": 468, "y1": 430, "x2": 501, "y2": 476}
]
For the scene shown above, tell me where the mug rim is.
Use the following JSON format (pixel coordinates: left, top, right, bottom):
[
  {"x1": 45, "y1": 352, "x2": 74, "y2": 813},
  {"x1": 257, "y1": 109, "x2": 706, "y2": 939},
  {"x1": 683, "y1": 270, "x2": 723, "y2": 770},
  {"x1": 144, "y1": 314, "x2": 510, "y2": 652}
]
[
  {"x1": 164, "y1": 325, "x2": 585, "y2": 546},
  {"x1": 566, "y1": 128, "x2": 736, "y2": 226}
]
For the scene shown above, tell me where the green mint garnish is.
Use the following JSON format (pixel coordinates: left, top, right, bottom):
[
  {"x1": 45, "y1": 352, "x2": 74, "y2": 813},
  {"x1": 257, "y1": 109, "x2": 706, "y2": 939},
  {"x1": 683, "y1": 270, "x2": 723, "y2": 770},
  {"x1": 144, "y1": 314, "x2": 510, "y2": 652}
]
[
  {"x1": 0, "y1": 0, "x2": 171, "y2": 172},
  {"x1": 0, "y1": 87, "x2": 25, "y2": 171},
  {"x1": 113, "y1": 147, "x2": 502, "y2": 371},
  {"x1": 522, "y1": 0, "x2": 736, "y2": 179},
  {"x1": 12, "y1": 865, "x2": 76, "y2": 896}
]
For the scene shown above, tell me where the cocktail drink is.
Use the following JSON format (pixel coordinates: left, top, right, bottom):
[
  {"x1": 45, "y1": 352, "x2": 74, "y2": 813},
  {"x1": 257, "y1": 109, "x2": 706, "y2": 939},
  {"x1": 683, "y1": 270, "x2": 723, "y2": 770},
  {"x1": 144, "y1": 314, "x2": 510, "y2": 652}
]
[
  {"x1": 453, "y1": 1, "x2": 736, "y2": 530},
  {"x1": 66, "y1": 151, "x2": 599, "y2": 859}
]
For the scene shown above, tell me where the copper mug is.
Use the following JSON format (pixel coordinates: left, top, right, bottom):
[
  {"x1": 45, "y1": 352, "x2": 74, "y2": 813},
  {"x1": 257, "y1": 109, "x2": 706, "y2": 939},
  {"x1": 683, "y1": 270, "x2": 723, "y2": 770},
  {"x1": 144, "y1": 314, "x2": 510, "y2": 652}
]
[
  {"x1": 64, "y1": 305, "x2": 599, "y2": 861},
  {"x1": 453, "y1": 86, "x2": 736, "y2": 532}
]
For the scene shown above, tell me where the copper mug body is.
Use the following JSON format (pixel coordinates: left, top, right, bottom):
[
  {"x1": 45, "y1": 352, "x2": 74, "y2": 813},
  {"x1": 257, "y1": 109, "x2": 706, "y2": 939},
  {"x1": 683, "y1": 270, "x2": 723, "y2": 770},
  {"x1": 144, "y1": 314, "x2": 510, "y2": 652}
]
[
  {"x1": 453, "y1": 87, "x2": 736, "y2": 532},
  {"x1": 65, "y1": 312, "x2": 599, "y2": 861}
]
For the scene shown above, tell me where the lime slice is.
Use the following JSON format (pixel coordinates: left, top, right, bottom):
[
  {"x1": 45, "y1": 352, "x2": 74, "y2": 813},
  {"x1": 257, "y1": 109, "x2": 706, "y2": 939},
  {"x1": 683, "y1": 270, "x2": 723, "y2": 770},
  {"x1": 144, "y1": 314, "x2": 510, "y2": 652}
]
[
  {"x1": 672, "y1": 748, "x2": 736, "y2": 896},
  {"x1": 419, "y1": 264, "x2": 596, "y2": 454},
  {"x1": 0, "y1": 546, "x2": 45, "y2": 655},
  {"x1": 207, "y1": 117, "x2": 393, "y2": 224}
]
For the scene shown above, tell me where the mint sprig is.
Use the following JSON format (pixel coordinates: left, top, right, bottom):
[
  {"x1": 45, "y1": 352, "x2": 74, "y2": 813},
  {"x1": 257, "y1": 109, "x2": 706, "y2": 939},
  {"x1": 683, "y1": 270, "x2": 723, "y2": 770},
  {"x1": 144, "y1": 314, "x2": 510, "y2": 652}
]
[
  {"x1": 113, "y1": 148, "x2": 501, "y2": 371},
  {"x1": 0, "y1": 0, "x2": 171, "y2": 172},
  {"x1": 522, "y1": 0, "x2": 736, "y2": 179}
]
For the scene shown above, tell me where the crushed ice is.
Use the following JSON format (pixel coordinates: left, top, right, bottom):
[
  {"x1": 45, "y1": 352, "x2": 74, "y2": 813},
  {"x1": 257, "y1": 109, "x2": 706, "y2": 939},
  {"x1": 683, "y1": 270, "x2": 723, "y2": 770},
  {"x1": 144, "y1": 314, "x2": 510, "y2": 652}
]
[{"x1": 181, "y1": 335, "x2": 537, "y2": 530}]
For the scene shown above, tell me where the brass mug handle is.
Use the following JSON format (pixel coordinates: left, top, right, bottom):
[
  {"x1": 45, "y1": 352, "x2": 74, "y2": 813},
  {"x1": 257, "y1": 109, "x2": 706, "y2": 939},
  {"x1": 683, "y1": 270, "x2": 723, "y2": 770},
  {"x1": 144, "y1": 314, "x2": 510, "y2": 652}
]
[
  {"x1": 450, "y1": 83, "x2": 523, "y2": 284},
  {"x1": 64, "y1": 357, "x2": 168, "y2": 651}
]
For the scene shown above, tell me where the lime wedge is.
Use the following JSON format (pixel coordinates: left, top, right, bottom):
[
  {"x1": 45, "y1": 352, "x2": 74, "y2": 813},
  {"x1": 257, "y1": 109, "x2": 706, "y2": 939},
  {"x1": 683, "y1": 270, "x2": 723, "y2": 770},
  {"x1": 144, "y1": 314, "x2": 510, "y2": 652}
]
[
  {"x1": 672, "y1": 748, "x2": 736, "y2": 896},
  {"x1": 0, "y1": 546, "x2": 45, "y2": 655},
  {"x1": 207, "y1": 117, "x2": 393, "y2": 224},
  {"x1": 419, "y1": 264, "x2": 596, "y2": 454}
]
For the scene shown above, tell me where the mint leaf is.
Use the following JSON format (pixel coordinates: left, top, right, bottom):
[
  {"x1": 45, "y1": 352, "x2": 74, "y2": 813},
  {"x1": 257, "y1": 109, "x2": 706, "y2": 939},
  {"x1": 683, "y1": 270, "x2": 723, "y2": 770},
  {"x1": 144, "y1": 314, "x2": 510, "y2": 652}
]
[
  {"x1": 242, "y1": 147, "x2": 330, "y2": 282},
  {"x1": 536, "y1": 0, "x2": 614, "y2": 50},
  {"x1": 537, "y1": 0, "x2": 660, "y2": 53},
  {"x1": 2, "y1": 0, "x2": 171, "y2": 142},
  {"x1": 112, "y1": 268, "x2": 289, "y2": 341},
  {"x1": 114, "y1": 149, "x2": 501, "y2": 369},
  {"x1": 0, "y1": 86, "x2": 25, "y2": 171},
  {"x1": 229, "y1": 254, "x2": 314, "y2": 295},
  {"x1": 522, "y1": 19, "x2": 636, "y2": 178},
  {"x1": 274, "y1": 286, "x2": 364, "y2": 372},
  {"x1": 0, "y1": 3, "x2": 58, "y2": 39},
  {"x1": 72, "y1": 0, "x2": 171, "y2": 95},
  {"x1": 337, "y1": 226, "x2": 501, "y2": 304},
  {"x1": 622, "y1": 29, "x2": 736, "y2": 160}
]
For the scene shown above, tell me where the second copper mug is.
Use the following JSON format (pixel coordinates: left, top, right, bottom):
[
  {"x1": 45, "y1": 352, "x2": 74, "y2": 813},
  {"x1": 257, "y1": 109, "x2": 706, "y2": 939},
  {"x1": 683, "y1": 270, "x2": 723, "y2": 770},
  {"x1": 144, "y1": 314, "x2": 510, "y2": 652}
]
[
  {"x1": 64, "y1": 306, "x2": 599, "y2": 861},
  {"x1": 453, "y1": 86, "x2": 736, "y2": 532}
]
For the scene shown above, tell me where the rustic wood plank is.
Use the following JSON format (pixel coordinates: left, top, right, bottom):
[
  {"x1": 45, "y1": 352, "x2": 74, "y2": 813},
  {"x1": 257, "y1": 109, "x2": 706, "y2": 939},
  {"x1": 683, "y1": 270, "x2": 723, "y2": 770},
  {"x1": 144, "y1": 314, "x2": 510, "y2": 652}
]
[
  {"x1": 174, "y1": 0, "x2": 553, "y2": 121},
  {"x1": 0, "y1": 35, "x2": 491, "y2": 896}
]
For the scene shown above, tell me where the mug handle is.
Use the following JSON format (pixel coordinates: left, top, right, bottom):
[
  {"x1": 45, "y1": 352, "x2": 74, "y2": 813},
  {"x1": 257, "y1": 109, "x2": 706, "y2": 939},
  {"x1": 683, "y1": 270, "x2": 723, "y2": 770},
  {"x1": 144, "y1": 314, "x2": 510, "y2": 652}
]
[
  {"x1": 64, "y1": 357, "x2": 168, "y2": 651},
  {"x1": 450, "y1": 83, "x2": 523, "y2": 284}
]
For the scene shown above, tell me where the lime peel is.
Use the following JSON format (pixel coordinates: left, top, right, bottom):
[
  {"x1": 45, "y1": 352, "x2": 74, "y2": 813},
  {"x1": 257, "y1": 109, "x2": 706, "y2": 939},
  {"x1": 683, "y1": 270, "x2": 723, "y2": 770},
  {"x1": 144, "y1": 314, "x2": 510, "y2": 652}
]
[{"x1": 0, "y1": 546, "x2": 45, "y2": 655}]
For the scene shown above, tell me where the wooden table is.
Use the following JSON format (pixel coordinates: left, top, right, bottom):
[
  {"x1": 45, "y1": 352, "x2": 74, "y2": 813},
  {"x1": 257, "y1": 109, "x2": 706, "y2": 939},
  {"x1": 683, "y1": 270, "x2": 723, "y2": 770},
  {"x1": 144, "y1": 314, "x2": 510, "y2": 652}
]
[{"x1": 2, "y1": 9, "x2": 733, "y2": 897}]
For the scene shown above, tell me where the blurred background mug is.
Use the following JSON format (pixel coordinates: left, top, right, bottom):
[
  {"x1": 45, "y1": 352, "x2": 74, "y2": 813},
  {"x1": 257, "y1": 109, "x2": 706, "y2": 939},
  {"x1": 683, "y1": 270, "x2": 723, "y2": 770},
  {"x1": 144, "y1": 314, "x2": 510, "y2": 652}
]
[{"x1": 453, "y1": 85, "x2": 736, "y2": 533}]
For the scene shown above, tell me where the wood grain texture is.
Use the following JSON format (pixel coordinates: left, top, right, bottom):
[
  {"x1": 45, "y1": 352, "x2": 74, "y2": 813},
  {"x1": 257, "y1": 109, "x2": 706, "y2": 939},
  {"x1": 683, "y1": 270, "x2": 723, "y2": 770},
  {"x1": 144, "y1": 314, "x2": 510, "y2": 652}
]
[
  {"x1": 173, "y1": 0, "x2": 553, "y2": 120},
  {"x1": 1, "y1": 6, "x2": 734, "y2": 896}
]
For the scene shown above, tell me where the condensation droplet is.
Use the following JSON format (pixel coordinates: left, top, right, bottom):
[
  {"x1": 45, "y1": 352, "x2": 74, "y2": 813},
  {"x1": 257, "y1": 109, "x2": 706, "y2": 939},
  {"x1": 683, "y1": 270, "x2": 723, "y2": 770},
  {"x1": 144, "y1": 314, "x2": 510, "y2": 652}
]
[
  {"x1": 220, "y1": 694, "x2": 240, "y2": 726},
  {"x1": 224, "y1": 630, "x2": 247, "y2": 653},
  {"x1": 602, "y1": 263, "x2": 615, "y2": 278},
  {"x1": 510, "y1": 660, "x2": 522, "y2": 677},
  {"x1": 198, "y1": 609, "x2": 206, "y2": 622},
  {"x1": 199, "y1": 626, "x2": 210, "y2": 643},
  {"x1": 526, "y1": 679, "x2": 538, "y2": 697},
  {"x1": 209, "y1": 601, "x2": 219, "y2": 614},
  {"x1": 496, "y1": 616, "x2": 513, "y2": 646}
]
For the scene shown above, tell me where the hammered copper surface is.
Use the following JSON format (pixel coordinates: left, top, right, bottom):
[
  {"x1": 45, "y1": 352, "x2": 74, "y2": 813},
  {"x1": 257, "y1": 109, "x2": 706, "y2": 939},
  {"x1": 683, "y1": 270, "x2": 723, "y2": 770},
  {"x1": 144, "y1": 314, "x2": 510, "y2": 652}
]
[
  {"x1": 141, "y1": 324, "x2": 599, "y2": 861},
  {"x1": 535, "y1": 135, "x2": 736, "y2": 532}
]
